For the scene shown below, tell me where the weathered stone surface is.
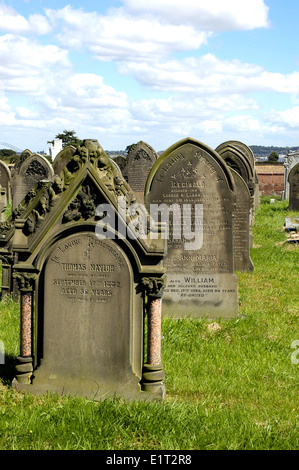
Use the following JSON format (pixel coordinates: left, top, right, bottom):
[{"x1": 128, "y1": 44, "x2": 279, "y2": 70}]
[
  {"x1": 0, "y1": 160, "x2": 11, "y2": 206},
  {"x1": 284, "y1": 152, "x2": 299, "y2": 200},
  {"x1": 230, "y1": 168, "x2": 254, "y2": 272},
  {"x1": 288, "y1": 163, "x2": 299, "y2": 211},
  {"x1": 145, "y1": 137, "x2": 238, "y2": 319},
  {"x1": 33, "y1": 233, "x2": 141, "y2": 396},
  {"x1": 10, "y1": 139, "x2": 166, "y2": 401},
  {"x1": 127, "y1": 141, "x2": 158, "y2": 204},
  {"x1": 12, "y1": 153, "x2": 54, "y2": 210}
]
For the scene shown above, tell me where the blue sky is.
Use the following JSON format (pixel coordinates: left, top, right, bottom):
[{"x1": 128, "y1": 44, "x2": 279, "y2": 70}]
[{"x1": 1, "y1": 0, "x2": 299, "y2": 152}]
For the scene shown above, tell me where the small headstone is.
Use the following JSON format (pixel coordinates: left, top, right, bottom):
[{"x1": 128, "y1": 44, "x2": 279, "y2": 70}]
[
  {"x1": 112, "y1": 155, "x2": 128, "y2": 181},
  {"x1": 0, "y1": 185, "x2": 7, "y2": 222},
  {"x1": 127, "y1": 141, "x2": 158, "y2": 204},
  {"x1": 12, "y1": 153, "x2": 54, "y2": 210},
  {"x1": 145, "y1": 137, "x2": 238, "y2": 319},
  {"x1": 288, "y1": 163, "x2": 299, "y2": 211},
  {"x1": 230, "y1": 169, "x2": 254, "y2": 272},
  {"x1": 0, "y1": 160, "x2": 11, "y2": 205}
]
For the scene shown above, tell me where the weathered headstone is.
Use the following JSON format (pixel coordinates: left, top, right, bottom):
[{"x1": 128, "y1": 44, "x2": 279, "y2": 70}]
[
  {"x1": 11, "y1": 139, "x2": 167, "y2": 401},
  {"x1": 127, "y1": 141, "x2": 158, "y2": 204},
  {"x1": 52, "y1": 145, "x2": 77, "y2": 176},
  {"x1": 12, "y1": 153, "x2": 54, "y2": 210},
  {"x1": 215, "y1": 141, "x2": 256, "y2": 230},
  {"x1": 0, "y1": 160, "x2": 11, "y2": 206},
  {"x1": 230, "y1": 169, "x2": 254, "y2": 272},
  {"x1": 145, "y1": 137, "x2": 238, "y2": 319},
  {"x1": 112, "y1": 155, "x2": 128, "y2": 181},
  {"x1": 288, "y1": 163, "x2": 299, "y2": 211},
  {"x1": 284, "y1": 151, "x2": 299, "y2": 200},
  {"x1": 0, "y1": 185, "x2": 7, "y2": 222}
]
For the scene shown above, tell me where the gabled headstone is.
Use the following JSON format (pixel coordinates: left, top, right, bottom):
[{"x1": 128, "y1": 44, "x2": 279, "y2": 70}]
[
  {"x1": 288, "y1": 163, "x2": 299, "y2": 211},
  {"x1": 145, "y1": 137, "x2": 238, "y2": 319},
  {"x1": 11, "y1": 139, "x2": 167, "y2": 402},
  {"x1": 127, "y1": 141, "x2": 158, "y2": 204},
  {"x1": 12, "y1": 153, "x2": 54, "y2": 210}
]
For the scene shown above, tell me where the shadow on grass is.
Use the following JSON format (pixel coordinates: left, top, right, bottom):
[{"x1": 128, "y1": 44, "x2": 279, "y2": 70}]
[{"x1": 0, "y1": 354, "x2": 17, "y2": 386}]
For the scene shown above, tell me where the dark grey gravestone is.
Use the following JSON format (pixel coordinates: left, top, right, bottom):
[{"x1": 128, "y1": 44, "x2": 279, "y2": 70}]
[
  {"x1": 127, "y1": 141, "x2": 158, "y2": 204},
  {"x1": 12, "y1": 153, "x2": 54, "y2": 210},
  {"x1": 230, "y1": 168, "x2": 254, "y2": 272},
  {"x1": 145, "y1": 137, "x2": 238, "y2": 319},
  {"x1": 288, "y1": 163, "x2": 299, "y2": 211}
]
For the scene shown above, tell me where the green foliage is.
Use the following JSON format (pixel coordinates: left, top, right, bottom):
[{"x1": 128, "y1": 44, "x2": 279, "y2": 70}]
[
  {"x1": 50, "y1": 130, "x2": 83, "y2": 149},
  {"x1": 268, "y1": 151, "x2": 279, "y2": 162},
  {"x1": 0, "y1": 149, "x2": 18, "y2": 164},
  {"x1": 0, "y1": 200, "x2": 298, "y2": 450}
]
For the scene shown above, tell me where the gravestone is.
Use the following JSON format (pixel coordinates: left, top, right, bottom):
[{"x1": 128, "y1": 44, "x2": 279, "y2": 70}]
[
  {"x1": 127, "y1": 141, "x2": 158, "y2": 204},
  {"x1": 113, "y1": 155, "x2": 128, "y2": 181},
  {"x1": 284, "y1": 152, "x2": 299, "y2": 200},
  {"x1": 52, "y1": 145, "x2": 77, "y2": 176},
  {"x1": 215, "y1": 141, "x2": 255, "y2": 229},
  {"x1": 11, "y1": 139, "x2": 167, "y2": 401},
  {"x1": 12, "y1": 153, "x2": 54, "y2": 210},
  {"x1": 230, "y1": 169, "x2": 254, "y2": 272},
  {"x1": 145, "y1": 137, "x2": 238, "y2": 319},
  {"x1": 0, "y1": 185, "x2": 7, "y2": 222},
  {"x1": 0, "y1": 160, "x2": 11, "y2": 206},
  {"x1": 288, "y1": 163, "x2": 299, "y2": 211}
]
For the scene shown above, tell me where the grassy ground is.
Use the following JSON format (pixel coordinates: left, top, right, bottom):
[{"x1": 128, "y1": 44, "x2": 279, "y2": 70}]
[{"x1": 0, "y1": 199, "x2": 298, "y2": 450}]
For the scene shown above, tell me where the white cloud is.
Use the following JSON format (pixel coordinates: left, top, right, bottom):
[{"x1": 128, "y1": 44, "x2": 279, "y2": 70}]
[
  {"x1": 45, "y1": 6, "x2": 211, "y2": 61},
  {"x1": 0, "y1": 4, "x2": 52, "y2": 35},
  {"x1": 0, "y1": 34, "x2": 70, "y2": 95},
  {"x1": 266, "y1": 107, "x2": 299, "y2": 129},
  {"x1": 119, "y1": 54, "x2": 299, "y2": 96},
  {"x1": 124, "y1": 0, "x2": 270, "y2": 30}
]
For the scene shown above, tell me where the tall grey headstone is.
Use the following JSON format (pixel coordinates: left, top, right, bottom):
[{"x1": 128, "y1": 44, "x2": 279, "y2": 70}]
[{"x1": 145, "y1": 137, "x2": 238, "y2": 319}]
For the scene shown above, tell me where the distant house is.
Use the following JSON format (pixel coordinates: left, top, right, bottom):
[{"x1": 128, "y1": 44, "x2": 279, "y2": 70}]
[
  {"x1": 255, "y1": 162, "x2": 284, "y2": 196},
  {"x1": 47, "y1": 138, "x2": 63, "y2": 160}
]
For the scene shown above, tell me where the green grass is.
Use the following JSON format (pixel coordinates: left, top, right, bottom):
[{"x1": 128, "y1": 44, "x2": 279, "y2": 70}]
[{"x1": 0, "y1": 199, "x2": 298, "y2": 450}]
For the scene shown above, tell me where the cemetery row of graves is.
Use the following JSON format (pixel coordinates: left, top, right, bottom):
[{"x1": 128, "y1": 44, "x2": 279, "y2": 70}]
[{"x1": 0, "y1": 137, "x2": 298, "y2": 403}]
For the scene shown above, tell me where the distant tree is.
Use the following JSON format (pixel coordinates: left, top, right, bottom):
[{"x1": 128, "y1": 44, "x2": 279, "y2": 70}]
[
  {"x1": 49, "y1": 130, "x2": 83, "y2": 149},
  {"x1": 268, "y1": 151, "x2": 279, "y2": 162},
  {"x1": 0, "y1": 148, "x2": 17, "y2": 163}
]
